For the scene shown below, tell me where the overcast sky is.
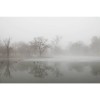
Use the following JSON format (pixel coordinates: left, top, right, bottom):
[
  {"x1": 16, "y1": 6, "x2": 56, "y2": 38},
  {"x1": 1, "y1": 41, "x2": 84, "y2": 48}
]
[{"x1": 0, "y1": 17, "x2": 100, "y2": 46}]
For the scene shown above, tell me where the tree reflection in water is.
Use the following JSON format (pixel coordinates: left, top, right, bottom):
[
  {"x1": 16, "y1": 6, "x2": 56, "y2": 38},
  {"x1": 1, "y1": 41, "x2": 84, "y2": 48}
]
[
  {"x1": 0, "y1": 61, "x2": 4, "y2": 77},
  {"x1": 0, "y1": 59, "x2": 12, "y2": 78},
  {"x1": 90, "y1": 63, "x2": 100, "y2": 76},
  {"x1": 68, "y1": 63, "x2": 85, "y2": 72},
  {"x1": 29, "y1": 62, "x2": 48, "y2": 78},
  {"x1": 29, "y1": 62, "x2": 63, "y2": 78},
  {"x1": 1, "y1": 60, "x2": 100, "y2": 82},
  {"x1": 68, "y1": 62, "x2": 100, "y2": 76},
  {"x1": 3, "y1": 60, "x2": 11, "y2": 77},
  {"x1": 0, "y1": 60, "x2": 63, "y2": 79},
  {"x1": 53, "y1": 63, "x2": 63, "y2": 77}
]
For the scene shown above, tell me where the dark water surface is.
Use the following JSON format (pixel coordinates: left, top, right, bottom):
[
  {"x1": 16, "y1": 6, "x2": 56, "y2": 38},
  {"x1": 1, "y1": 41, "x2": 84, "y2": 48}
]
[{"x1": 0, "y1": 60, "x2": 100, "y2": 83}]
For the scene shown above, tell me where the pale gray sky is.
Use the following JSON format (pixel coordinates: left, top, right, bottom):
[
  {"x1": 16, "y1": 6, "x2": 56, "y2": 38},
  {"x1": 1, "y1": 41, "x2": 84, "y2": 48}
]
[{"x1": 0, "y1": 17, "x2": 100, "y2": 46}]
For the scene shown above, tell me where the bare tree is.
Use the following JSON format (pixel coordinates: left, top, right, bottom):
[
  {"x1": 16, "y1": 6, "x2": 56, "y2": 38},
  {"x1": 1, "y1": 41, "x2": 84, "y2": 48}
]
[
  {"x1": 0, "y1": 40, "x2": 3, "y2": 57},
  {"x1": 13, "y1": 42, "x2": 31, "y2": 58},
  {"x1": 3, "y1": 38, "x2": 12, "y2": 59},
  {"x1": 52, "y1": 36, "x2": 61, "y2": 46},
  {"x1": 51, "y1": 36, "x2": 62, "y2": 55},
  {"x1": 30, "y1": 37, "x2": 49, "y2": 57},
  {"x1": 68, "y1": 41, "x2": 89, "y2": 56},
  {"x1": 2, "y1": 38, "x2": 12, "y2": 77},
  {"x1": 90, "y1": 36, "x2": 100, "y2": 55}
]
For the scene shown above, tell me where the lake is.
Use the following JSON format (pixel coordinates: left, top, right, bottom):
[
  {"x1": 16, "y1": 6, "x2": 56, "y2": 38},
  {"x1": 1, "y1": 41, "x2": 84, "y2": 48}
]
[{"x1": 0, "y1": 57, "x2": 100, "y2": 83}]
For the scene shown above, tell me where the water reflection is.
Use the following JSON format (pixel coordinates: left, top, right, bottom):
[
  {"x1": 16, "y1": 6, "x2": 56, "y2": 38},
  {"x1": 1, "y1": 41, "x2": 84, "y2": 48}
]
[
  {"x1": 53, "y1": 63, "x2": 63, "y2": 77},
  {"x1": 0, "y1": 59, "x2": 12, "y2": 78},
  {"x1": 29, "y1": 62, "x2": 62, "y2": 78},
  {"x1": 29, "y1": 62, "x2": 50, "y2": 78},
  {"x1": 69, "y1": 62, "x2": 100, "y2": 76},
  {"x1": 1, "y1": 60, "x2": 100, "y2": 82},
  {"x1": 90, "y1": 63, "x2": 100, "y2": 76},
  {"x1": 68, "y1": 63, "x2": 85, "y2": 72}
]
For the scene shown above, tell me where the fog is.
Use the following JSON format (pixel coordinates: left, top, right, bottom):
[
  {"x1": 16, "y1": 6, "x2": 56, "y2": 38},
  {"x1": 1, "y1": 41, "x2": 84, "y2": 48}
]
[
  {"x1": 0, "y1": 17, "x2": 100, "y2": 46},
  {"x1": 0, "y1": 17, "x2": 100, "y2": 83}
]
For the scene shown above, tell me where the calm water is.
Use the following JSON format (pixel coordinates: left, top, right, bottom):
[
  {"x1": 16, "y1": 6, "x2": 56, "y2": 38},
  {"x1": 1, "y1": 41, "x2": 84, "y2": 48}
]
[{"x1": 0, "y1": 60, "x2": 100, "y2": 83}]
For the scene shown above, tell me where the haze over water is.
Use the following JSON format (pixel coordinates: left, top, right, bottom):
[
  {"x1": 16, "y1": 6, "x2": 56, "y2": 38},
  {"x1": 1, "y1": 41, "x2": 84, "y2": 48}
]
[{"x1": 0, "y1": 17, "x2": 100, "y2": 83}]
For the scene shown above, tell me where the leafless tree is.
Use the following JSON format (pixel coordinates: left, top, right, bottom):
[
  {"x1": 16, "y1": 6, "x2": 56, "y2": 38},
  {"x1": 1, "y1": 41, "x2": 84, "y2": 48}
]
[
  {"x1": 2, "y1": 38, "x2": 12, "y2": 77},
  {"x1": 14, "y1": 42, "x2": 31, "y2": 58},
  {"x1": 30, "y1": 37, "x2": 49, "y2": 57},
  {"x1": 3, "y1": 38, "x2": 12, "y2": 59},
  {"x1": 51, "y1": 36, "x2": 62, "y2": 55},
  {"x1": 68, "y1": 41, "x2": 89, "y2": 55},
  {"x1": 52, "y1": 36, "x2": 61, "y2": 46},
  {"x1": 90, "y1": 36, "x2": 100, "y2": 55},
  {"x1": 0, "y1": 40, "x2": 3, "y2": 57}
]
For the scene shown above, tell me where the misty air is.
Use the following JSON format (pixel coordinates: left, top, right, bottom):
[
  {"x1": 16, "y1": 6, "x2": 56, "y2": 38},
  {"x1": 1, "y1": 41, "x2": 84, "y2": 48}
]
[{"x1": 0, "y1": 17, "x2": 100, "y2": 83}]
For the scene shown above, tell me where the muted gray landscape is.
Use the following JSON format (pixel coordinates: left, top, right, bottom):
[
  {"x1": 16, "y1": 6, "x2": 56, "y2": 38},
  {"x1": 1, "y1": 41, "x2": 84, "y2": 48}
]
[{"x1": 0, "y1": 17, "x2": 100, "y2": 83}]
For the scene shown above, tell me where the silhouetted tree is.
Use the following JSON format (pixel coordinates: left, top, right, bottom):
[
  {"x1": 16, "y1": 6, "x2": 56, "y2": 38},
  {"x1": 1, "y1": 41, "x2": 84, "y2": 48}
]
[
  {"x1": 3, "y1": 38, "x2": 12, "y2": 77},
  {"x1": 3, "y1": 38, "x2": 12, "y2": 59},
  {"x1": 68, "y1": 41, "x2": 89, "y2": 55},
  {"x1": 90, "y1": 36, "x2": 100, "y2": 55},
  {"x1": 30, "y1": 37, "x2": 49, "y2": 57},
  {"x1": 15, "y1": 42, "x2": 31, "y2": 58},
  {"x1": 51, "y1": 36, "x2": 62, "y2": 55}
]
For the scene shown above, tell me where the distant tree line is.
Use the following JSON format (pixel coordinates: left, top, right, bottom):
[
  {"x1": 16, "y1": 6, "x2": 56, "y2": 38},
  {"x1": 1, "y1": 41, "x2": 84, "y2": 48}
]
[
  {"x1": 67, "y1": 36, "x2": 100, "y2": 56},
  {"x1": 0, "y1": 36, "x2": 100, "y2": 58}
]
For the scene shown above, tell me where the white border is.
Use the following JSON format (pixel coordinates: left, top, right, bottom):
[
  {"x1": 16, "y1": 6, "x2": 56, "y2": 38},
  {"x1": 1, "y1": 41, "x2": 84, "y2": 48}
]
[
  {"x1": 0, "y1": 84, "x2": 100, "y2": 100},
  {"x1": 0, "y1": 0, "x2": 100, "y2": 100},
  {"x1": 0, "y1": 0, "x2": 100, "y2": 17}
]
